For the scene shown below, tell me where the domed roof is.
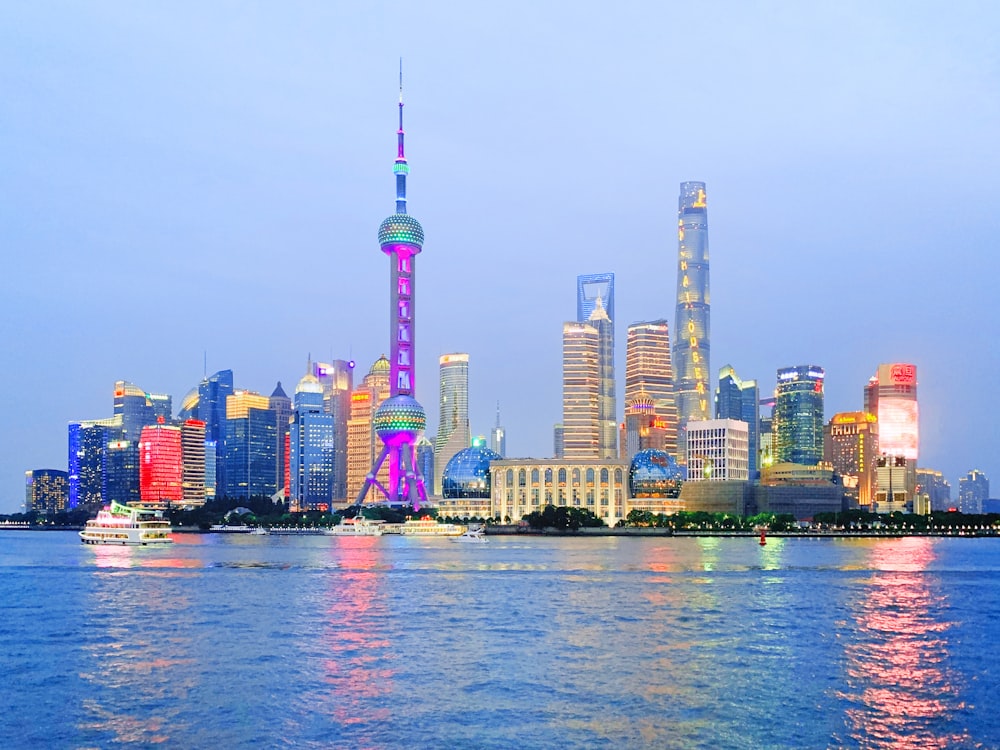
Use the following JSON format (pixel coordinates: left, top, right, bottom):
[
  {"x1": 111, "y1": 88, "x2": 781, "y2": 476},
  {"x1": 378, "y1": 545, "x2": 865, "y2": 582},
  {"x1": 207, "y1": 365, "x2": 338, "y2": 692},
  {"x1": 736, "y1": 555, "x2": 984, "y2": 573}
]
[
  {"x1": 442, "y1": 445, "x2": 502, "y2": 499},
  {"x1": 378, "y1": 213, "x2": 424, "y2": 247},
  {"x1": 368, "y1": 355, "x2": 391, "y2": 376},
  {"x1": 295, "y1": 372, "x2": 323, "y2": 395},
  {"x1": 628, "y1": 449, "x2": 684, "y2": 498}
]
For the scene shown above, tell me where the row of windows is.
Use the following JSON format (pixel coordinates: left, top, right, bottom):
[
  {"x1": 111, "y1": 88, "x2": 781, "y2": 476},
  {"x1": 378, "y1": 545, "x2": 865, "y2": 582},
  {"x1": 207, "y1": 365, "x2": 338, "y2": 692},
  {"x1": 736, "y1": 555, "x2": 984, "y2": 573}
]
[{"x1": 497, "y1": 467, "x2": 624, "y2": 486}]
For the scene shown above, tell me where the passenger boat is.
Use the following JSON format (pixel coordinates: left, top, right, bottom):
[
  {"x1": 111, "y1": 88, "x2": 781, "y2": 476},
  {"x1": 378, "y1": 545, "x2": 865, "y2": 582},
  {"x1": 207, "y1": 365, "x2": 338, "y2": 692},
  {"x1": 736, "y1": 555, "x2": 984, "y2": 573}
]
[
  {"x1": 399, "y1": 517, "x2": 466, "y2": 537},
  {"x1": 324, "y1": 517, "x2": 385, "y2": 537},
  {"x1": 79, "y1": 501, "x2": 173, "y2": 546}
]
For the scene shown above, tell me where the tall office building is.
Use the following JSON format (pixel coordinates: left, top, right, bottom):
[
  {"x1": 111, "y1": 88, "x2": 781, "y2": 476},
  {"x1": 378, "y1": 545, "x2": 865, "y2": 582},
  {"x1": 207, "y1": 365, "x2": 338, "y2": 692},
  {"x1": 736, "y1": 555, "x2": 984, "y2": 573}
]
[
  {"x1": 490, "y1": 402, "x2": 506, "y2": 458},
  {"x1": 715, "y1": 365, "x2": 760, "y2": 478},
  {"x1": 672, "y1": 182, "x2": 711, "y2": 461},
  {"x1": 589, "y1": 299, "x2": 617, "y2": 458},
  {"x1": 223, "y1": 391, "x2": 278, "y2": 499},
  {"x1": 958, "y1": 469, "x2": 989, "y2": 514},
  {"x1": 916, "y1": 468, "x2": 951, "y2": 512},
  {"x1": 67, "y1": 416, "x2": 121, "y2": 508},
  {"x1": 24, "y1": 469, "x2": 69, "y2": 515},
  {"x1": 823, "y1": 411, "x2": 878, "y2": 508},
  {"x1": 289, "y1": 369, "x2": 335, "y2": 511},
  {"x1": 138, "y1": 420, "x2": 183, "y2": 507},
  {"x1": 561, "y1": 320, "x2": 600, "y2": 458},
  {"x1": 269, "y1": 381, "x2": 292, "y2": 497},
  {"x1": 346, "y1": 356, "x2": 391, "y2": 501},
  {"x1": 105, "y1": 436, "x2": 140, "y2": 505},
  {"x1": 773, "y1": 365, "x2": 825, "y2": 465},
  {"x1": 434, "y1": 353, "x2": 471, "y2": 494},
  {"x1": 355, "y1": 71, "x2": 429, "y2": 507},
  {"x1": 316, "y1": 359, "x2": 355, "y2": 500},
  {"x1": 624, "y1": 320, "x2": 678, "y2": 459},
  {"x1": 866, "y1": 363, "x2": 919, "y2": 508},
  {"x1": 576, "y1": 273, "x2": 615, "y2": 334},
  {"x1": 180, "y1": 419, "x2": 207, "y2": 507},
  {"x1": 198, "y1": 369, "x2": 234, "y2": 495}
]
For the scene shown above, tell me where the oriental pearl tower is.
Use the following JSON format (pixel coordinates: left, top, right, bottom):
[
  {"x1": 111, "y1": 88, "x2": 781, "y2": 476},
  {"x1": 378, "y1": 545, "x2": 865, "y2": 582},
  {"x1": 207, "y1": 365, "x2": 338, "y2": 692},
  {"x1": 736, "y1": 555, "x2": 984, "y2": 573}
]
[{"x1": 355, "y1": 67, "x2": 429, "y2": 509}]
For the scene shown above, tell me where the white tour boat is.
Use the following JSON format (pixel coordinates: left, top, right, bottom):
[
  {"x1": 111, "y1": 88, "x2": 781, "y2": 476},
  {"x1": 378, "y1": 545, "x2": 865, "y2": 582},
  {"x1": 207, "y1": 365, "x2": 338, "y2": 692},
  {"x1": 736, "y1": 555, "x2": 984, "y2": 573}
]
[
  {"x1": 455, "y1": 527, "x2": 488, "y2": 543},
  {"x1": 399, "y1": 517, "x2": 466, "y2": 537},
  {"x1": 79, "y1": 501, "x2": 173, "y2": 546},
  {"x1": 324, "y1": 517, "x2": 385, "y2": 537}
]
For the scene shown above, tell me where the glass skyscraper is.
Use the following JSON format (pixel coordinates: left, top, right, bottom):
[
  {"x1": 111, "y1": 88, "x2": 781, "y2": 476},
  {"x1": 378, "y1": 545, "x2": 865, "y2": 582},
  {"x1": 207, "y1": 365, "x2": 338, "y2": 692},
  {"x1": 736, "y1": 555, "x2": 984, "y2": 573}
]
[
  {"x1": 773, "y1": 365, "x2": 825, "y2": 466},
  {"x1": 224, "y1": 402, "x2": 278, "y2": 499},
  {"x1": 434, "y1": 353, "x2": 471, "y2": 494},
  {"x1": 715, "y1": 365, "x2": 760, "y2": 478},
  {"x1": 561, "y1": 320, "x2": 600, "y2": 458},
  {"x1": 316, "y1": 359, "x2": 355, "y2": 501},
  {"x1": 289, "y1": 371, "x2": 335, "y2": 511},
  {"x1": 624, "y1": 320, "x2": 678, "y2": 460},
  {"x1": 576, "y1": 273, "x2": 614, "y2": 334},
  {"x1": 577, "y1": 274, "x2": 616, "y2": 458},
  {"x1": 672, "y1": 182, "x2": 711, "y2": 462}
]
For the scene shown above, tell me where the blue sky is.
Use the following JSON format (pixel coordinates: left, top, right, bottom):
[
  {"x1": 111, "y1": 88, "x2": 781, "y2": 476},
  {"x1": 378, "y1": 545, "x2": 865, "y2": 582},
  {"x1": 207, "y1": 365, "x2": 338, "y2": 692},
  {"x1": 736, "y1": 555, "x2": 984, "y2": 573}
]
[{"x1": 2, "y1": 1, "x2": 998, "y2": 513}]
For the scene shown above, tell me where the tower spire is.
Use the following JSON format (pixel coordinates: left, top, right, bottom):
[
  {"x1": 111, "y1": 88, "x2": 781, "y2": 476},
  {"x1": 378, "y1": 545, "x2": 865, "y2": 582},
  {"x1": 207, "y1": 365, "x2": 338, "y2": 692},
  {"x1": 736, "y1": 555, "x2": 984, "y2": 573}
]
[{"x1": 395, "y1": 58, "x2": 408, "y2": 214}]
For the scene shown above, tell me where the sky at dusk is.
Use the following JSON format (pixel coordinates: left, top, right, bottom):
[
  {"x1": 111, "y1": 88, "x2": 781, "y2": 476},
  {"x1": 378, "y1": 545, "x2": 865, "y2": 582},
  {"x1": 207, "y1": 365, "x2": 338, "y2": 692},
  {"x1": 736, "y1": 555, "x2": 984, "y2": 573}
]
[{"x1": 2, "y1": 2, "x2": 998, "y2": 514}]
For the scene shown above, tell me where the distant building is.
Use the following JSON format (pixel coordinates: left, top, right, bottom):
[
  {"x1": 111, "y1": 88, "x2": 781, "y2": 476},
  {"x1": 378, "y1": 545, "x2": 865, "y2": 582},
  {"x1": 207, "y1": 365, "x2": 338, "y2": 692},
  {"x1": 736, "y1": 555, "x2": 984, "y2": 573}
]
[
  {"x1": 959, "y1": 469, "x2": 989, "y2": 514},
  {"x1": 715, "y1": 365, "x2": 759, "y2": 478},
  {"x1": 24, "y1": 469, "x2": 69, "y2": 515},
  {"x1": 198, "y1": 369, "x2": 234, "y2": 494},
  {"x1": 824, "y1": 411, "x2": 878, "y2": 509},
  {"x1": 434, "y1": 353, "x2": 471, "y2": 494},
  {"x1": 685, "y1": 418, "x2": 749, "y2": 482},
  {"x1": 490, "y1": 402, "x2": 506, "y2": 458},
  {"x1": 773, "y1": 366, "x2": 825, "y2": 466},
  {"x1": 867, "y1": 363, "x2": 919, "y2": 508},
  {"x1": 416, "y1": 436, "x2": 435, "y2": 496},
  {"x1": 68, "y1": 416, "x2": 122, "y2": 508},
  {"x1": 916, "y1": 468, "x2": 951, "y2": 512},
  {"x1": 624, "y1": 320, "x2": 678, "y2": 460}
]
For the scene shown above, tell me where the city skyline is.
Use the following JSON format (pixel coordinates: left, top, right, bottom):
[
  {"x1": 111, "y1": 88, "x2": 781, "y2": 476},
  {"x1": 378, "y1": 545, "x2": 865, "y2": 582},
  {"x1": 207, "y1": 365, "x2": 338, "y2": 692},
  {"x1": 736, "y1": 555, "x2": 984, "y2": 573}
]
[{"x1": 3, "y1": 3, "x2": 999, "y2": 513}]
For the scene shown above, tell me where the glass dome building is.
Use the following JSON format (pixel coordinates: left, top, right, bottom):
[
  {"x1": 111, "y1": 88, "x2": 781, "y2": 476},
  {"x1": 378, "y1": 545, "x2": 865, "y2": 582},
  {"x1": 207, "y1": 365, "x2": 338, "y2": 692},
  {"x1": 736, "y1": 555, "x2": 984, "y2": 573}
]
[
  {"x1": 441, "y1": 445, "x2": 502, "y2": 499},
  {"x1": 628, "y1": 449, "x2": 684, "y2": 498}
]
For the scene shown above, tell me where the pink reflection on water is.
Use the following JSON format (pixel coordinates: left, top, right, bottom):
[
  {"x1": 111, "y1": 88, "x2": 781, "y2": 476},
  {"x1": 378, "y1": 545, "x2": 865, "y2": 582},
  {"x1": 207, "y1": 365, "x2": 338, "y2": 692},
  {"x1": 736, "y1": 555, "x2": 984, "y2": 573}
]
[
  {"x1": 321, "y1": 537, "x2": 394, "y2": 726},
  {"x1": 841, "y1": 537, "x2": 969, "y2": 748}
]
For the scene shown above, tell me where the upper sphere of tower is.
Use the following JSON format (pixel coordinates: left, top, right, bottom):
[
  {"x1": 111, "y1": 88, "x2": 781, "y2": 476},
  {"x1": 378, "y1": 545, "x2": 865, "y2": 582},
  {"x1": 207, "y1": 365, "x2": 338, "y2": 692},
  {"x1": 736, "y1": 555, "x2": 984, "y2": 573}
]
[{"x1": 378, "y1": 214, "x2": 424, "y2": 248}]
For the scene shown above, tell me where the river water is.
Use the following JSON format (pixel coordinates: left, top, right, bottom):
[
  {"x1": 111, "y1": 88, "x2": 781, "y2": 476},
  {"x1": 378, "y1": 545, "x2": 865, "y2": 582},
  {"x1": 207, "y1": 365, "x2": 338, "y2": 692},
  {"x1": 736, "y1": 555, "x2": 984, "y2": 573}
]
[{"x1": 2, "y1": 531, "x2": 999, "y2": 749}]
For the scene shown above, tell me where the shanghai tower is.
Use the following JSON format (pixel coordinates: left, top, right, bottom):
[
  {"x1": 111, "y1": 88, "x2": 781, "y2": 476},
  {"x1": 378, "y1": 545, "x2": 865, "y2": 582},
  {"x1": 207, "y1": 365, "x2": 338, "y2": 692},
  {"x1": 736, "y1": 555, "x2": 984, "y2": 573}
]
[{"x1": 672, "y1": 181, "x2": 710, "y2": 462}]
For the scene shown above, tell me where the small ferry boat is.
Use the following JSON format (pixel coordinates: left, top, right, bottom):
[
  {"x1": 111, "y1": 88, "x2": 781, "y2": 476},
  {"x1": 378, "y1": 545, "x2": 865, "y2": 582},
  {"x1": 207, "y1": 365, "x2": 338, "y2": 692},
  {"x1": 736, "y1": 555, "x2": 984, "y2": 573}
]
[
  {"x1": 399, "y1": 517, "x2": 466, "y2": 537},
  {"x1": 79, "y1": 501, "x2": 173, "y2": 546},
  {"x1": 324, "y1": 517, "x2": 385, "y2": 537}
]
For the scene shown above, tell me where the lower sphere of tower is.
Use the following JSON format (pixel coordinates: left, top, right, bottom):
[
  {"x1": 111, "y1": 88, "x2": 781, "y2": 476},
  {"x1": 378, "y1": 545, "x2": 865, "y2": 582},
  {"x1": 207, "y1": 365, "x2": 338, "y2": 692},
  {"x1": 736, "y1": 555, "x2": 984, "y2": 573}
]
[{"x1": 373, "y1": 394, "x2": 426, "y2": 447}]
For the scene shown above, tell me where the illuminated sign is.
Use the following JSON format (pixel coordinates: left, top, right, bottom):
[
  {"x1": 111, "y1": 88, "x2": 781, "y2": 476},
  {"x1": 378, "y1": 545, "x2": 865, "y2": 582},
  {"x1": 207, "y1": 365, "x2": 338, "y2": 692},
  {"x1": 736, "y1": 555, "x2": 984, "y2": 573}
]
[
  {"x1": 890, "y1": 363, "x2": 916, "y2": 385},
  {"x1": 351, "y1": 392, "x2": 371, "y2": 402}
]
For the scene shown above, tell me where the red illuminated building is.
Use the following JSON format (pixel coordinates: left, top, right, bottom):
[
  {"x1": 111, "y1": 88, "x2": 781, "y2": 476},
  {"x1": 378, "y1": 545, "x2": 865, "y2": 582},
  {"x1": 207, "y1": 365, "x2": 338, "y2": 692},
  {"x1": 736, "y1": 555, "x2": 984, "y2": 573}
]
[{"x1": 139, "y1": 420, "x2": 183, "y2": 507}]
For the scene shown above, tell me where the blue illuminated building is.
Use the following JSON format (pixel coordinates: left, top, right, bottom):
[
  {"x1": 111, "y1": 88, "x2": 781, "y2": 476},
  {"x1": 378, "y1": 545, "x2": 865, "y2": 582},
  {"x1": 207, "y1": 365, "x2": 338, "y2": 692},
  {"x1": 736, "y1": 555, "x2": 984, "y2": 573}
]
[
  {"x1": 628, "y1": 449, "x2": 684, "y2": 498},
  {"x1": 774, "y1": 365, "x2": 825, "y2": 466},
  {"x1": 441, "y1": 443, "x2": 502, "y2": 499},
  {"x1": 716, "y1": 365, "x2": 760, "y2": 478},
  {"x1": 289, "y1": 370, "x2": 335, "y2": 511},
  {"x1": 224, "y1": 406, "x2": 278, "y2": 499}
]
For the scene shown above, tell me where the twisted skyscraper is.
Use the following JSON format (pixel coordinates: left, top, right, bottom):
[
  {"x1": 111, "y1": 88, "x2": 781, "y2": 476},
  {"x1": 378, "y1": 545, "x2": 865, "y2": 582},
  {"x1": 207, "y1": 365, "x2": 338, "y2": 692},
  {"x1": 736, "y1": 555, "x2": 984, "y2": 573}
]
[
  {"x1": 355, "y1": 69, "x2": 428, "y2": 508},
  {"x1": 672, "y1": 182, "x2": 711, "y2": 463}
]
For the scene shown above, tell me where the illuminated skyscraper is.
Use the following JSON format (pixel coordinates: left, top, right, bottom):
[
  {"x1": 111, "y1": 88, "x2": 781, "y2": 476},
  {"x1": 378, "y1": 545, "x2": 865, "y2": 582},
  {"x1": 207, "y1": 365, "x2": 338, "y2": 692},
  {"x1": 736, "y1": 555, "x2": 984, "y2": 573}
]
[
  {"x1": 715, "y1": 365, "x2": 760, "y2": 478},
  {"x1": 434, "y1": 353, "x2": 471, "y2": 494},
  {"x1": 269, "y1": 381, "x2": 292, "y2": 497},
  {"x1": 562, "y1": 320, "x2": 600, "y2": 458},
  {"x1": 354, "y1": 71, "x2": 429, "y2": 508},
  {"x1": 315, "y1": 359, "x2": 355, "y2": 500},
  {"x1": 347, "y1": 357, "x2": 391, "y2": 501},
  {"x1": 180, "y1": 419, "x2": 206, "y2": 506},
  {"x1": 824, "y1": 411, "x2": 878, "y2": 508},
  {"x1": 67, "y1": 416, "x2": 121, "y2": 508},
  {"x1": 958, "y1": 469, "x2": 988, "y2": 514},
  {"x1": 24, "y1": 469, "x2": 69, "y2": 515},
  {"x1": 196, "y1": 369, "x2": 234, "y2": 494},
  {"x1": 290, "y1": 368, "x2": 335, "y2": 511},
  {"x1": 672, "y1": 182, "x2": 711, "y2": 462},
  {"x1": 624, "y1": 320, "x2": 678, "y2": 459},
  {"x1": 577, "y1": 273, "x2": 615, "y2": 330},
  {"x1": 138, "y1": 420, "x2": 183, "y2": 507},
  {"x1": 773, "y1": 365, "x2": 825, "y2": 465},
  {"x1": 223, "y1": 391, "x2": 278, "y2": 499},
  {"x1": 866, "y1": 363, "x2": 919, "y2": 510}
]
